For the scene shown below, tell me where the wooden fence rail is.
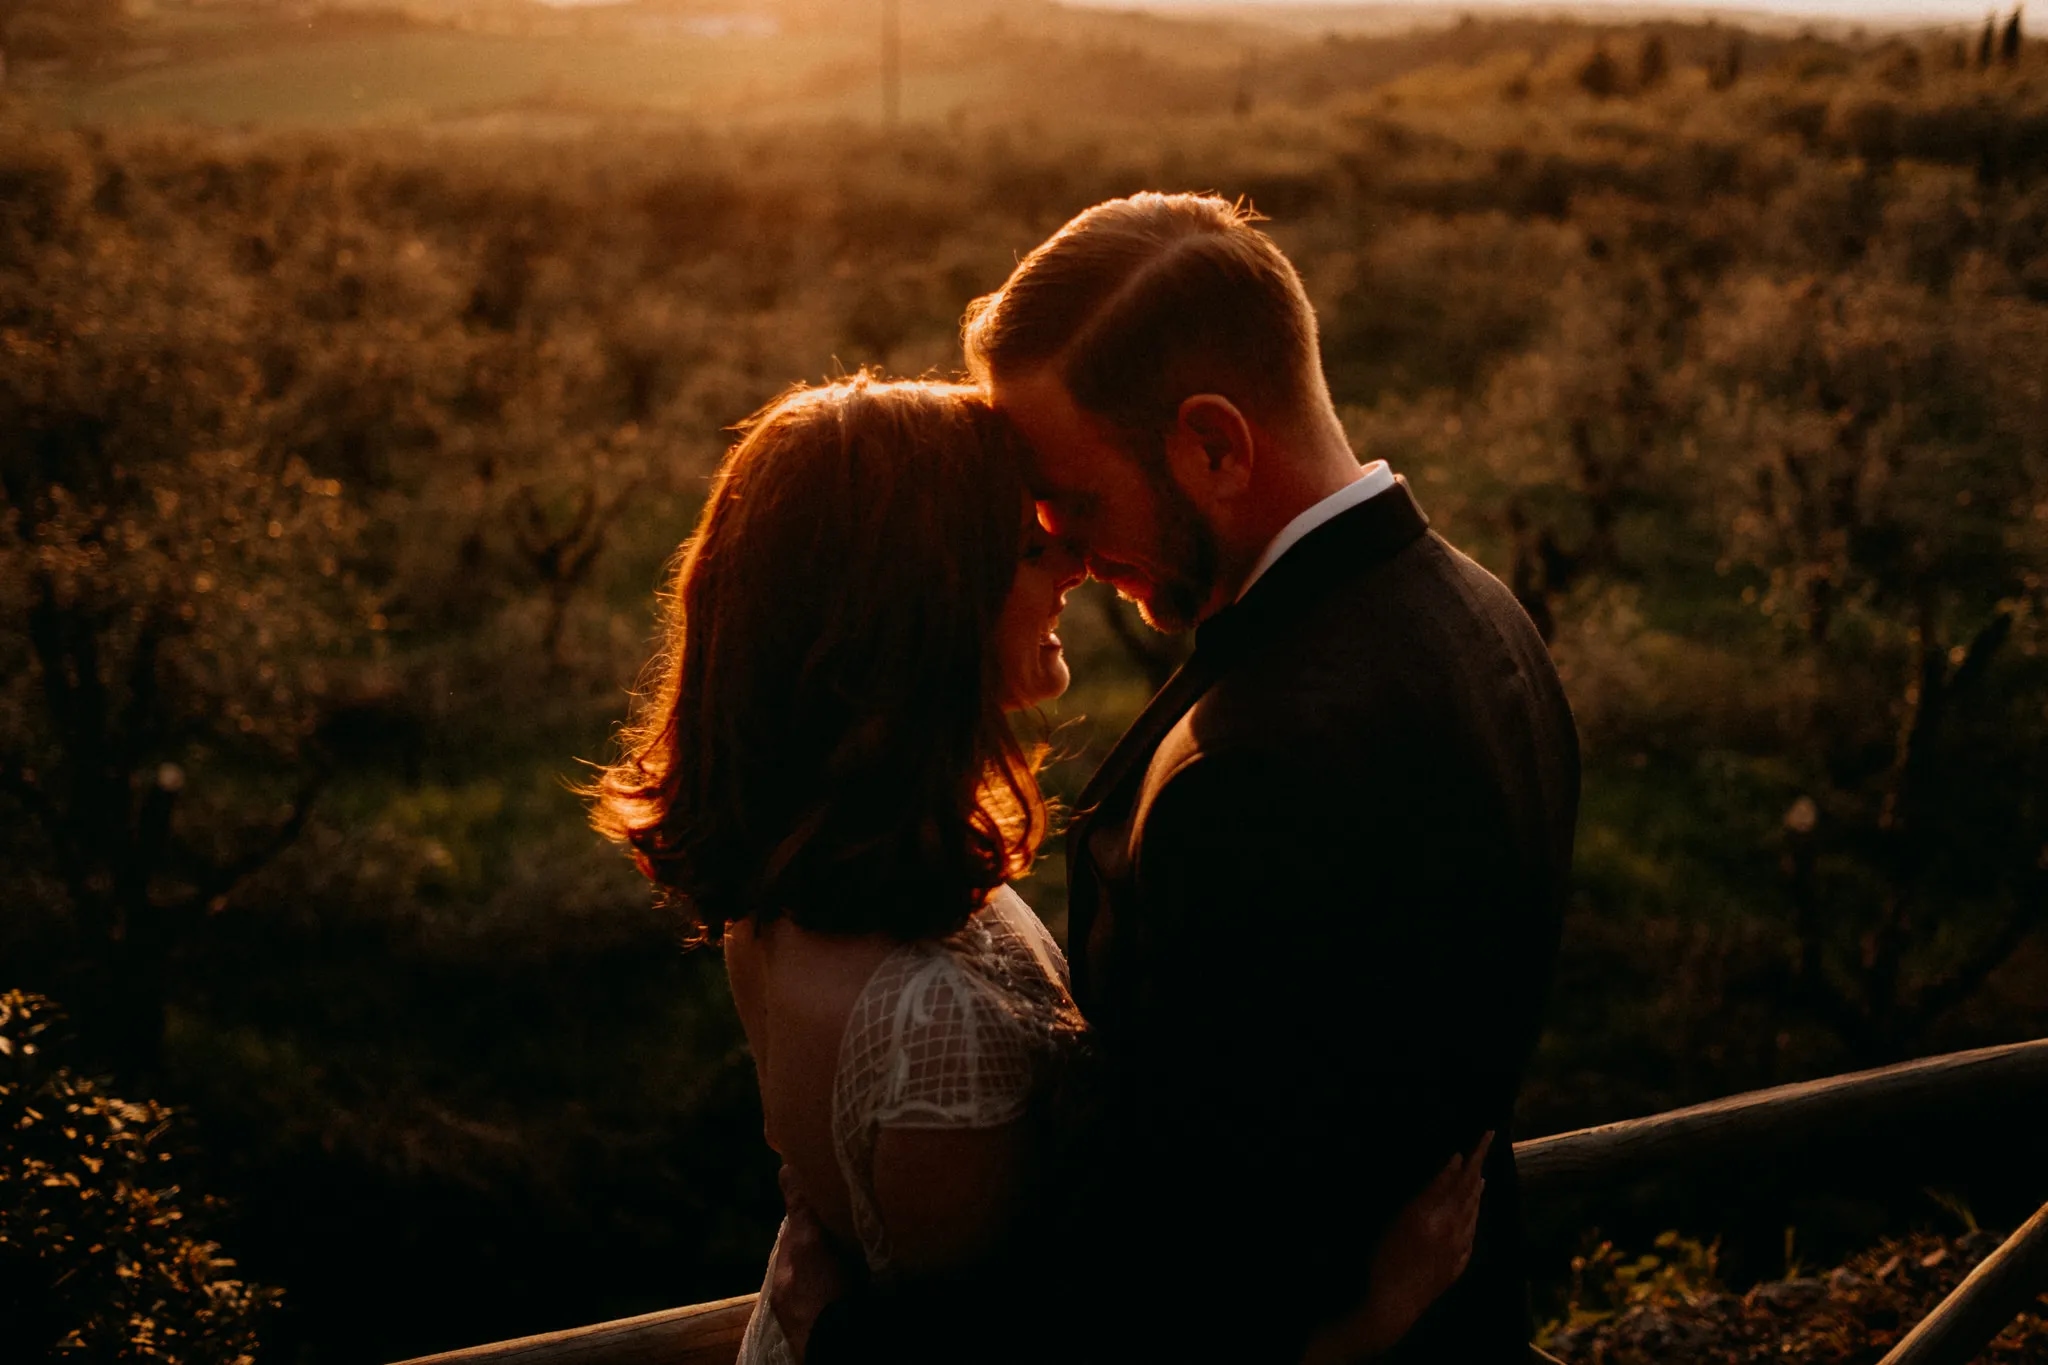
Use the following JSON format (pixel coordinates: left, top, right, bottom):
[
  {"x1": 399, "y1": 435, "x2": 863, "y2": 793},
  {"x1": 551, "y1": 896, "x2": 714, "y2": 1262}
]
[
  {"x1": 393, "y1": 1037, "x2": 2048, "y2": 1365},
  {"x1": 392, "y1": 1295, "x2": 755, "y2": 1365},
  {"x1": 1878, "y1": 1199, "x2": 2048, "y2": 1365},
  {"x1": 1514, "y1": 1035, "x2": 2048, "y2": 1195}
]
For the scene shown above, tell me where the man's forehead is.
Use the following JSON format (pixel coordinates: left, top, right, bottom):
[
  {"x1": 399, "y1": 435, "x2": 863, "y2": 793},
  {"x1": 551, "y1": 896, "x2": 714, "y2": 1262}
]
[
  {"x1": 1020, "y1": 439, "x2": 1094, "y2": 502},
  {"x1": 1013, "y1": 426, "x2": 1068, "y2": 478},
  {"x1": 990, "y1": 371, "x2": 1111, "y2": 493}
]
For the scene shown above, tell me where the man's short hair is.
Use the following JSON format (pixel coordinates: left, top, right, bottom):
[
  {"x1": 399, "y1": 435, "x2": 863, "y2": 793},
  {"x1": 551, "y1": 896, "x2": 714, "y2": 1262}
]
[{"x1": 963, "y1": 192, "x2": 1329, "y2": 441}]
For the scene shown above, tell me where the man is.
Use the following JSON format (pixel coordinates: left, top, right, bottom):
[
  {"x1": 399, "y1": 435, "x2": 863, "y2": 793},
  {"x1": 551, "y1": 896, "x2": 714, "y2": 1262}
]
[{"x1": 781, "y1": 193, "x2": 1579, "y2": 1362}]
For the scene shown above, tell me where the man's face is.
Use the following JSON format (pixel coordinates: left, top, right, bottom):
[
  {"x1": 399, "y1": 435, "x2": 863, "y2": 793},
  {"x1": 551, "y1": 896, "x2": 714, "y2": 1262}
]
[{"x1": 991, "y1": 370, "x2": 1219, "y2": 633}]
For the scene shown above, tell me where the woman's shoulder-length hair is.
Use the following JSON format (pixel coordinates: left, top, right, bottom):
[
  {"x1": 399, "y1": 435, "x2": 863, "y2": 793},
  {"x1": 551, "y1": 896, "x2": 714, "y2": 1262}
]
[{"x1": 589, "y1": 374, "x2": 1048, "y2": 945}]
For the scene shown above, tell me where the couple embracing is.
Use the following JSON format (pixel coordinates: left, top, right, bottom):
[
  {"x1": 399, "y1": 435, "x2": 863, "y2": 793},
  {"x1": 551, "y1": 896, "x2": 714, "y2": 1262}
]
[{"x1": 592, "y1": 193, "x2": 1580, "y2": 1363}]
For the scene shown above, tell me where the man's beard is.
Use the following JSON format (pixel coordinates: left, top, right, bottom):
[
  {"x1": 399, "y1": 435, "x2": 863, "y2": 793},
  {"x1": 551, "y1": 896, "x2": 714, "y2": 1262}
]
[{"x1": 1102, "y1": 465, "x2": 1219, "y2": 635}]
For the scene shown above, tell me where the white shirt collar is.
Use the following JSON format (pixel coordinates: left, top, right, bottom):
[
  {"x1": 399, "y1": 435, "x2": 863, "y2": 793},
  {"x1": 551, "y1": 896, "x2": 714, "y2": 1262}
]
[{"x1": 1235, "y1": 460, "x2": 1397, "y2": 602}]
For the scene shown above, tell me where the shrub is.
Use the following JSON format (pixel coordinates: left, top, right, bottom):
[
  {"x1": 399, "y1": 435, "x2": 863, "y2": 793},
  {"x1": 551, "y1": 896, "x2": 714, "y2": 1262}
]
[{"x1": 0, "y1": 992, "x2": 278, "y2": 1364}]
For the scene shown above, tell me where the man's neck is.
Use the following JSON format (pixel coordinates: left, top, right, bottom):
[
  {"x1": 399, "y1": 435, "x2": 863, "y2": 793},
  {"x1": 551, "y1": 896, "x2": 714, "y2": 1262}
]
[{"x1": 1201, "y1": 427, "x2": 1365, "y2": 619}]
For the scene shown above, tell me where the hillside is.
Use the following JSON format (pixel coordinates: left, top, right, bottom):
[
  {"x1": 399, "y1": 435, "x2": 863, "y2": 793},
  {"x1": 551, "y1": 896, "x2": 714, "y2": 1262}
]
[
  {"x1": 6, "y1": 0, "x2": 1967, "y2": 130},
  {"x1": 2, "y1": 3, "x2": 2044, "y2": 1361}
]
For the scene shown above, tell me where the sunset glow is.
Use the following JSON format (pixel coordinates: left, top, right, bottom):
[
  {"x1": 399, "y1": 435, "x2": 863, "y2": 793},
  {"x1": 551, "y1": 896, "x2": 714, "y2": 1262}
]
[{"x1": 5, "y1": 0, "x2": 2043, "y2": 1360}]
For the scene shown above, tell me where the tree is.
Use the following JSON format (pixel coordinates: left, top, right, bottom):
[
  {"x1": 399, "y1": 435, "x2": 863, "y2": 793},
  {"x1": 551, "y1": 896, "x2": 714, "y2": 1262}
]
[
  {"x1": 509, "y1": 440, "x2": 644, "y2": 670},
  {"x1": 0, "y1": 0, "x2": 122, "y2": 86},
  {"x1": 2001, "y1": 7, "x2": 2023, "y2": 63},
  {"x1": 0, "y1": 0, "x2": 21, "y2": 86},
  {"x1": 1637, "y1": 33, "x2": 1669, "y2": 90},
  {"x1": 1435, "y1": 205, "x2": 2048, "y2": 1068},
  {"x1": 1691, "y1": 271, "x2": 2048, "y2": 1062},
  {"x1": 1577, "y1": 42, "x2": 1620, "y2": 100},
  {"x1": 0, "y1": 133, "x2": 368, "y2": 1083},
  {"x1": 1708, "y1": 35, "x2": 1744, "y2": 90}
]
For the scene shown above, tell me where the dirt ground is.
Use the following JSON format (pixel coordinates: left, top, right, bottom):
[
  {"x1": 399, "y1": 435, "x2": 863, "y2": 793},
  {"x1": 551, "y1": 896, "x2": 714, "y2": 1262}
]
[{"x1": 1545, "y1": 1229, "x2": 2048, "y2": 1364}]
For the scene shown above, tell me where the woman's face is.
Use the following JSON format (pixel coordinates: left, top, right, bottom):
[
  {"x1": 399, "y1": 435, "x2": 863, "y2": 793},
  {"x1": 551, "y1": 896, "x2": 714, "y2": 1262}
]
[{"x1": 997, "y1": 500, "x2": 1086, "y2": 710}]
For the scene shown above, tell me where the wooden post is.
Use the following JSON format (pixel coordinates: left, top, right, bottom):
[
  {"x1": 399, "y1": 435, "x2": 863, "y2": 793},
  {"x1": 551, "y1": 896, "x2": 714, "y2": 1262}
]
[
  {"x1": 388, "y1": 1039, "x2": 2048, "y2": 1365},
  {"x1": 389, "y1": 1294, "x2": 754, "y2": 1365},
  {"x1": 1877, "y1": 1200, "x2": 2048, "y2": 1365}
]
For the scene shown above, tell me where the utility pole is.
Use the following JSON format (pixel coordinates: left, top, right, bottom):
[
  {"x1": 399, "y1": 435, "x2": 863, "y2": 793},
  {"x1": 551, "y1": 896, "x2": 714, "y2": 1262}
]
[{"x1": 882, "y1": 0, "x2": 901, "y2": 128}]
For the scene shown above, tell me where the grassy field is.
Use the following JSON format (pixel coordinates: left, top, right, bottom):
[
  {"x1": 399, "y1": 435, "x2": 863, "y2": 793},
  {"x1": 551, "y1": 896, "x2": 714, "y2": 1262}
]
[
  {"x1": 30, "y1": 0, "x2": 1862, "y2": 130},
  {"x1": 4, "y1": 2, "x2": 2048, "y2": 1361},
  {"x1": 52, "y1": 10, "x2": 883, "y2": 127},
  {"x1": 25, "y1": 2, "x2": 1224, "y2": 128},
  {"x1": 64, "y1": 30, "x2": 803, "y2": 126}
]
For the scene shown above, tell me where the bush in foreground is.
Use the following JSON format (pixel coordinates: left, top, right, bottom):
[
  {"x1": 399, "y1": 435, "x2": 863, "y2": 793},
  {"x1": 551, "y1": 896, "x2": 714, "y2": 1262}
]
[
  {"x1": 0, "y1": 991, "x2": 277, "y2": 1364},
  {"x1": 1544, "y1": 1226, "x2": 2048, "y2": 1362}
]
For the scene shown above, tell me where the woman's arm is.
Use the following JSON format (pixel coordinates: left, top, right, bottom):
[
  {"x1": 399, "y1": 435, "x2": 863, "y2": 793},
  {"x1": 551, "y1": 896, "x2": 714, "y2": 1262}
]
[
  {"x1": 870, "y1": 1122, "x2": 1032, "y2": 1274},
  {"x1": 1300, "y1": 1135, "x2": 1491, "y2": 1364},
  {"x1": 776, "y1": 1124, "x2": 1039, "y2": 1364}
]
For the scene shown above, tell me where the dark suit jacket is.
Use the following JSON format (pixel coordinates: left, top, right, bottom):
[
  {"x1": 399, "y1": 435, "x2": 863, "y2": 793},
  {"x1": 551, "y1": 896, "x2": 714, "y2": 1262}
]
[
  {"x1": 1056, "y1": 479, "x2": 1579, "y2": 1362},
  {"x1": 808, "y1": 481, "x2": 1578, "y2": 1363}
]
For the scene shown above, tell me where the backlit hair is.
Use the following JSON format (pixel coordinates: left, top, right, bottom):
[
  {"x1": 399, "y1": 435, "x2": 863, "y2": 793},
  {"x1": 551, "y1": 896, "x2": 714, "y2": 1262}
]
[
  {"x1": 962, "y1": 192, "x2": 1329, "y2": 440},
  {"x1": 590, "y1": 376, "x2": 1048, "y2": 945}
]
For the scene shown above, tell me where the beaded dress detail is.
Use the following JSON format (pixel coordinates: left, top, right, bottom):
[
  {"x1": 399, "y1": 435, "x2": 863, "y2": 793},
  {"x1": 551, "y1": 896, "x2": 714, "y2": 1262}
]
[{"x1": 737, "y1": 886, "x2": 1086, "y2": 1365}]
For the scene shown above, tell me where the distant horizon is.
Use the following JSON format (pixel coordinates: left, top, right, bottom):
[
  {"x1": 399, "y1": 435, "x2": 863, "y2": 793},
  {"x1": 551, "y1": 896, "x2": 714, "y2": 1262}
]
[
  {"x1": 1064, "y1": 0, "x2": 2009, "y2": 28},
  {"x1": 521, "y1": 0, "x2": 2014, "y2": 34}
]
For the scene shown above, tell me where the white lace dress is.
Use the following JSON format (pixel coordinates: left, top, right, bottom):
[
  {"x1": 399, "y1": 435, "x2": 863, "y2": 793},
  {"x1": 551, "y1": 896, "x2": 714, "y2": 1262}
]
[{"x1": 736, "y1": 886, "x2": 1086, "y2": 1365}]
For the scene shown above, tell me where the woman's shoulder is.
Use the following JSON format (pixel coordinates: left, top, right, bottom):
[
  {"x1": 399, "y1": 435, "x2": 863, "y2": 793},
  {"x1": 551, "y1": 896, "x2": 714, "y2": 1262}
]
[
  {"x1": 946, "y1": 886, "x2": 1077, "y2": 1005},
  {"x1": 737, "y1": 889, "x2": 1068, "y2": 1020},
  {"x1": 744, "y1": 919, "x2": 897, "y2": 1024},
  {"x1": 835, "y1": 888, "x2": 1082, "y2": 1125}
]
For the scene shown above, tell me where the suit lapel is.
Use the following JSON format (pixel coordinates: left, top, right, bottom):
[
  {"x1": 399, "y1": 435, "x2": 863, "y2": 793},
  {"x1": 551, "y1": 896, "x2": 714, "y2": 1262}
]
[
  {"x1": 1064, "y1": 652, "x2": 1220, "y2": 1006},
  {"x1": 1063, "y1": 479, "x2": 1432, "y2": 1007},
  {"x1": 1074, "y1": 656, "x2": 1211, "y2": 819}
]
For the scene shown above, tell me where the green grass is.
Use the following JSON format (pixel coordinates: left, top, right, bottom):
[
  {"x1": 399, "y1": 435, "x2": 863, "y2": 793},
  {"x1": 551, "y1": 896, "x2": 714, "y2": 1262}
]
[{"x1": 58, "y1": 28, "x2": 861, "y2": 128}]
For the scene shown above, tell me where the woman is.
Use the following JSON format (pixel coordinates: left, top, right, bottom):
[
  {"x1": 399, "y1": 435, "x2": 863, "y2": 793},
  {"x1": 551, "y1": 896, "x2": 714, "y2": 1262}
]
[{"x1": 591, "y1": 376, "x2": 1482, "y2": 1363}]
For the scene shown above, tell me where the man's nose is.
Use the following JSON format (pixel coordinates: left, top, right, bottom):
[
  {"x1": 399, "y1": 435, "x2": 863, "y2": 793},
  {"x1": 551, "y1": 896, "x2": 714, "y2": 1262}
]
[{"x1": 1053, "y1": 540, "x2": 1087, "y2": 591}]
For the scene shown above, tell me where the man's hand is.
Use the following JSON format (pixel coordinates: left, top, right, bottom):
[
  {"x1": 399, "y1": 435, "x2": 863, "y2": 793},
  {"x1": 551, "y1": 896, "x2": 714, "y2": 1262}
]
[
  {"x1": 1301, "y1": 1132, "x2": 1492, "y2": 1364},
  {"x1": 770, "y1": 1165, "x2": 851, "y2": 1361}
]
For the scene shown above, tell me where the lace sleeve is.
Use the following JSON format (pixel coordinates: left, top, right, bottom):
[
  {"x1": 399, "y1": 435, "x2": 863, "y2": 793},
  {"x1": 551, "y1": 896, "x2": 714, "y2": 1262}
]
[
  {"x1": 841, "y1": 949, "x2": 1037, "y2": 1132},
  {"x1": 831, "y1": 893, "x2": 1086, "y2": 1272}
]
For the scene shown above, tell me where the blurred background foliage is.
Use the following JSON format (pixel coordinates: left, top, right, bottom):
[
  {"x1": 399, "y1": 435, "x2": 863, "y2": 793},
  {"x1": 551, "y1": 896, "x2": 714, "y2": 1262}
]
[{"x1": 1, "y1": 0, "x2": 2046, "y2": 1360}]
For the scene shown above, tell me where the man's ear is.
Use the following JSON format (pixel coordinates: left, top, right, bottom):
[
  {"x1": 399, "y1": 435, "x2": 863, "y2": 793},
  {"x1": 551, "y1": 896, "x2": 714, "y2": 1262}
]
[{"x1": 1165, "y1": 394, "x2": 1254, "y2": 504}]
